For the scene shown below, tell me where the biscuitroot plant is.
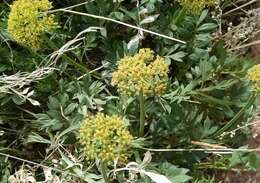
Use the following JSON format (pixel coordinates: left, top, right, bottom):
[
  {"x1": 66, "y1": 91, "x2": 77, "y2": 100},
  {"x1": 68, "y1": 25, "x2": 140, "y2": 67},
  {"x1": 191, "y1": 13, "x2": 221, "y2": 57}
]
[
  {"x1": 79, "y1": 113, "x2": 133, "y2": 183},
  {"x1": 247, "y1": 64, "x2": 260, "y2": 94},
  {"x1": 6, "y1": 0, "x2": 94, "y2": 80},
  {"x1": 7, "y1": 0, "x2": 57, "y2": 50},
  {"x1": 112, "y1": 48, "x2": 169, "y2": 137},
  {"x1": 176, "y1": 0, "x2": 215, "y2": 14}
]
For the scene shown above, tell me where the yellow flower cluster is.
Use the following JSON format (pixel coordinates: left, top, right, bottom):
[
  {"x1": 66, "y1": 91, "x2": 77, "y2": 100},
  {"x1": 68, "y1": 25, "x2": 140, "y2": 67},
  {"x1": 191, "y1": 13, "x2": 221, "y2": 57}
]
[
  {"x1": 79, "y1": 113, "x2": 133, "y2": 163},
  {"x1": 247, "y1": 64, "x2": 260, "y2": 93},
  {"x1": 112, "y1": 48, "x2": 169, "y2": 96},
  {"x1": 177, "y1": 0, "x2": 215, "y2": 14},
  {"x1": 7, "y1": 0, "x2": 57, "y2": 50}
]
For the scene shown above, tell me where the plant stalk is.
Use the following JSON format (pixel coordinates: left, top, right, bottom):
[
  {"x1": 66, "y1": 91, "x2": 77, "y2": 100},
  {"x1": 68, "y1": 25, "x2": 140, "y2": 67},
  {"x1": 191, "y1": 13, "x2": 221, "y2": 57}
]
[
  {"x1": 100, "y1": 161, "x2": 109, "y2": 183},
  {"x1": 212, "y1": 94, "x2": 256, "y2": 138},
  {"x1": 139, "y1": 92, "x2": 145, "y2": 137}
]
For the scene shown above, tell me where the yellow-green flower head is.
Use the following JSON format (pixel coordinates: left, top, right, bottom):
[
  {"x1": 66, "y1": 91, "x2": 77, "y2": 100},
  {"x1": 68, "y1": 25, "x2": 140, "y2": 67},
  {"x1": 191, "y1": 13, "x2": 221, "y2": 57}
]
[
  {"x1": 247, "y1": 64, "x2": 260, "y2": 93},
  {"x1": 177, "y1": 0, "x2": 215, "y2": 14},
  {"x1": 7, "y1": 0, "x2": 57, "y2": 50},
  {"x1": 79, "y1": 113, "x2": 133, "y2": 163},
  {"x1": 112, "y1": 48, "x2": 169, "y2": 96}
]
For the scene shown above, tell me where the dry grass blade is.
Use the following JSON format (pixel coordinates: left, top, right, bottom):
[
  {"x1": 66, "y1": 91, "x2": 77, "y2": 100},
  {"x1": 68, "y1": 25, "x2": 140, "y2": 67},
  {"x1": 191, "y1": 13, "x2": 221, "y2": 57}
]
[
  {"x1": 0, "y1": 152, "x2": 83, "y2": 181},
  {"x1": 51, "y1": 9, "x2": 186, "y2": 44},
  {"x1": 0, "y1": 67, "x2": 55, "y2": 93},
  {"x1": 223, "y1": 0, "x2": 259, "y2": 16}
]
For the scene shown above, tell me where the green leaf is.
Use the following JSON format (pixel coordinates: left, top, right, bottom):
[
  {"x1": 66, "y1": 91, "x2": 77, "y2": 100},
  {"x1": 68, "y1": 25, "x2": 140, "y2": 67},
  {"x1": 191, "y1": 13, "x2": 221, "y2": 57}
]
[
  {"x1": 11, "y1": 95, "x2": 26, "y2": 105},
  {"x1": 140, "y1": 14, "x2": 160, "y2": 24},
  {"x1": 159, "y1": 162, "x2": 192, "y2": 183},
  {"x1": 48, "y1": 96, "x2": 60, "y2": 109},
  {"x1": 110, "y1": 12, "x2": 124, "y2": 20},
  {"x1": 211, "y1": 40, "x2": 227, "y2": 63},
  {"x1": 197, "y1": 10, "x2": 208, "y2": 26},
  {"x1": 166, "y1": 51, "x2": 187, "y2": 62},
  {"x1": 197, "y1": 23, "x2": 217, "y2": 32},
  {"x1": 120, "y1": 8, "x2": 138, "y2": 21},
  {"x1": 64, "y1": 103, "x2": 78, "y2": 115},
  {"x1": 229, "y1": 152, "x2": 244, "y2": 167}
]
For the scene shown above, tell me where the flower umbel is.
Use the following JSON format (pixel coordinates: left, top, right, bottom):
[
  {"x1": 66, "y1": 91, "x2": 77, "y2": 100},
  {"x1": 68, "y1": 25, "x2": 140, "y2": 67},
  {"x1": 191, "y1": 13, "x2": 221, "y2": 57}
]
[
  {"x1": 112, "y1": 48, "x2": 169, "y2": 96},
  {"x1": 177, "y1": 0, "x2": 215, "y2": 14},
  {"x1": 79, "y1": 113, "x2": 133, "y2": 163},
  {"x1": 7, "y1": 0, "x2": 57, "y2": 50},
  {"x1": 247, "y1": 64, "x2": 260, "y2": 93}
]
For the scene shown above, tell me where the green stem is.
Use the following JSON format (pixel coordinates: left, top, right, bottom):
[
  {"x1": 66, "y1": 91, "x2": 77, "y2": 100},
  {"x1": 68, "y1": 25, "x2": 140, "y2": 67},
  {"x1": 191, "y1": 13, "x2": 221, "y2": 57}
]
[
  {"x1": 100, "y1": 161, "x2": 109, "y2": 183},
  {"x1": 139, "y1": 92, "x2": 145, "y2": 137},
  {"x1": 212, "y1": 94, "x2": 256, "y2": 138},
  {"x1": 174, "y1": 8, "x2": 185, "y2": 25},
  {"x1": 62, "y1": 54, "x2": 90, "y2": 73}
]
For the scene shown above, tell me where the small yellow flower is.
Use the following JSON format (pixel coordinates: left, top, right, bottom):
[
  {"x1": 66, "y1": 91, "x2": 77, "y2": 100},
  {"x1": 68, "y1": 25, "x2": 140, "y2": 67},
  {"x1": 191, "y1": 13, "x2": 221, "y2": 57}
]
[
  {"x1": 177, "y1": 0, "x2": 215, "y2": 14},
  {"x1": 247, "y1": 64, "x2": 260, "y2": 93},
  {"x1": 112, "y1": 48, "x2": 169, "y2": 96},
  {"x1": 7, "y1": 0, "x2": 57, "y2": 50},
  {"x1": 79, "y1": 113, "x2": 133, "y2": 163}
]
